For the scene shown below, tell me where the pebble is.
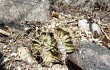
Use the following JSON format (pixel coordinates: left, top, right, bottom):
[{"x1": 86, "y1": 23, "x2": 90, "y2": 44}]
[
  {"x1": 78, "y1": 19, "x2": 90, "y2": 31},
  {"x1": 78, "y1": 19, "x2": 101, "y2": 35}
]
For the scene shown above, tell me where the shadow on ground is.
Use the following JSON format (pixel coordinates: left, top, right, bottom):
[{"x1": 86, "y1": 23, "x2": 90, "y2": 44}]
[
  {"x1": 66, "y1": 59, "x2": 83, "y2": 70},
  {"x1": 0, "y1": 52, "x2": 6, "y2": 70}
]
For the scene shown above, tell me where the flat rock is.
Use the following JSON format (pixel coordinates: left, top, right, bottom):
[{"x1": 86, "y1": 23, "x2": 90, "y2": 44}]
[
  {"x1": 68, "y1": 40, "x2": 110, "y2": 70},
  {"x1": 0, "y1": 0, "x2": 50, "y2": 23}
]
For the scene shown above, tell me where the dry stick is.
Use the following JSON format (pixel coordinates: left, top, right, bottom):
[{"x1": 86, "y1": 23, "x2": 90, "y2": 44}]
[
  {"x1": 100, "y1": 12, "x2": 110, "y2": 20},
  {"x1": 100, "y1": 27, "x2": 110, "y2": 41},
  {"x1": 96, "y1": 5, "x2": 110, "y2": 41},
  {"x1": 97, "y1": 19, "x2": 110, "y2": 41},
  {"x1": 98, "y1": 21, "x2": 110, "y2": 49},
  {"x1": 68, "y1": 0, "x2": 74, "y2": 7},
  {"x1": 0, "y1": 29, "x2": 10, "y2": 36}
]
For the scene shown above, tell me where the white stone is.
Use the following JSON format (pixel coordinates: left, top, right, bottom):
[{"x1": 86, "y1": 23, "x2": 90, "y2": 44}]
[
  {"x1": 18, "y1": 47, "x2": 35, "y2": 64},
  {"x1": 91, "y1": 23, "x2": 101, "y2": 34},
  {"x1": 78, "y1": 19, "x2": 90, "y2": 31},
  {"x1": 78, "y1": 19, "x2": 101, "y2": 35}
]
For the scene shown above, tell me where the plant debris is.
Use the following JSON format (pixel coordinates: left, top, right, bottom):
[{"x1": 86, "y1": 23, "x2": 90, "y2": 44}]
[{"x1": 0, "y1": 1, "x2": 110, "y2": 70}]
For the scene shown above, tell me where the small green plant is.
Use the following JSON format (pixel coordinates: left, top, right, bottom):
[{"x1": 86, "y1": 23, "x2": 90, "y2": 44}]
[
  {"x1": 34, "y1": 25, "x2": 77, "y2": 66},
  {"x1": 34, "y1": 31, "x2": 60, "y2": 65},
  {"x1": 54, "y1": 28, "x2": 75, "y2": 53}
]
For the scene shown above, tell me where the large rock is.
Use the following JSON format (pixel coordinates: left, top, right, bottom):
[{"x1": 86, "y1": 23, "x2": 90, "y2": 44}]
[
  {"x1": 68, "y1": 40, "x2": 110, "y2": 70},
  {"x1": 61, "y1": 0, "x2": 110, "y2": 11},
  {"x1": 0, "y1": 0, "x2": 50, "y2": 23},
  {"x1": 1, "y1": 0, "x2": 110, "y2": 24},
  {"x1": 51, "y1": 0, "x2": 110, "y2": 13}
]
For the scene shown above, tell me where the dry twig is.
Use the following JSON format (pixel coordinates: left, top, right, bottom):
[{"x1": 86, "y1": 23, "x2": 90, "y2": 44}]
[{"x1": 0, "y1": 29, "x2": 10, "y2": 36}]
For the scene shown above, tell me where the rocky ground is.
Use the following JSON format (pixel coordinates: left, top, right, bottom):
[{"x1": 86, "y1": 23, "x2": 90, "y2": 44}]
[{"x1": 0, "y1": 0, "x2": 110, "y2": 70}]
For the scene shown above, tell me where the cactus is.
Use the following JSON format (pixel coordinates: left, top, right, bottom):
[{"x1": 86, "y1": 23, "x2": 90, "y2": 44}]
[
  {"x1": 34, "y1": 24, "x2": 77, "y2": 66},
  {"x1": 54, "y1": 28, "x2": 75, "y2": 53},
  {"x1": 34, "y1": 30, "x2": 60, "y2": 65}
]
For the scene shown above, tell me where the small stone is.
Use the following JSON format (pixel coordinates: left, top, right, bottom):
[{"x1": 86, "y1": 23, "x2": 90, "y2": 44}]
[
  {"x1": 18, "y1": 47, "x2": 36, "y2": 64},
  {"x1": 78, "y1": 19, "x2": 90, "y2": 31},
  {"x1": 92, "y1": 23, "x2": 101, "y2": 35},
  {"x1": 17, "y1": 66, "x2": 21, "y2": 70}
]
